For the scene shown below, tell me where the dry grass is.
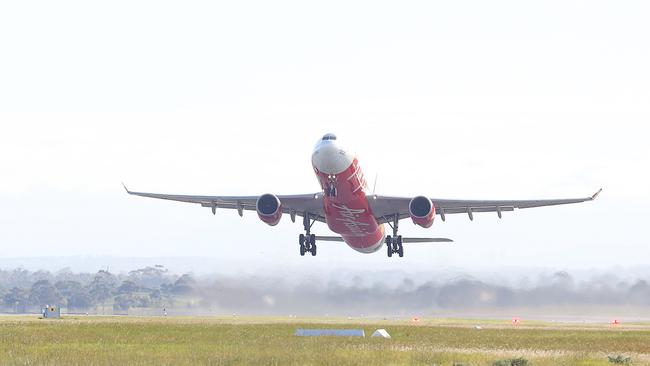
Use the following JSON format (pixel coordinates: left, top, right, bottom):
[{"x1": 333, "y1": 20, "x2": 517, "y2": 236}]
[{"x1": 0, "y1": 315, "x2": 648, "y2": 365}]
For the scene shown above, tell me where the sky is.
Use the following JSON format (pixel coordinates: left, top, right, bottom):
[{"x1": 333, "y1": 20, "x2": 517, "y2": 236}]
[{"x1": 0, "y1": 1, "x2": 648, "y2": 274}]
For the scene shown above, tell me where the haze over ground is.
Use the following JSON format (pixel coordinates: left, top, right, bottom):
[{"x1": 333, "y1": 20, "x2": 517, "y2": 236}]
[{"x1": 0, "y1": 1, "x2": 648, "y2": 275}]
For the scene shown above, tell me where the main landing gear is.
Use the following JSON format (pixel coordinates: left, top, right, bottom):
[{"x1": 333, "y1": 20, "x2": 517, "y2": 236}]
[
  {"x1": 299, "y1": 213, "x2": 317, "y2": 256},
  {"x1": 386, "y1": 214, "x2": 404, "y2": 257}
]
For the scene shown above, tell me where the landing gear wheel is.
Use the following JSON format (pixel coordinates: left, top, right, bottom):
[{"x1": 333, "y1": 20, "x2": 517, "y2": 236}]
[
  {"x1": 309, "y1": 234, "x2": 317, "y2": 256},
  {"x1": 386, "y1": 236, "x2": 393, "y2": 257},
  {"x1": 299, "y1": 234, "x2": 306, "y2": 256},
  {"x1": 396, "y1": 235, "x2": 404, "y2": 257}
]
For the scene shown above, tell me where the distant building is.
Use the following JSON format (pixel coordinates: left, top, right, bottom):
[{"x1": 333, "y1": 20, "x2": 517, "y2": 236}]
[{"x1": 42, "y1": 305, "x2": 60, "y2": 318}]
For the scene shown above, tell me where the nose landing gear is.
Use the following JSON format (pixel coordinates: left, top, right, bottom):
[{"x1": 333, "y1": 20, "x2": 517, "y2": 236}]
[
  {"x1": 325, "y1": 175, "x2": 337, "y2": 197},
  {"x1": 299, "y1": 213, "x2": 317, "y2": 256},
  {"x1": 386, "y1": 214, "x2": 404, "y2": 257}
]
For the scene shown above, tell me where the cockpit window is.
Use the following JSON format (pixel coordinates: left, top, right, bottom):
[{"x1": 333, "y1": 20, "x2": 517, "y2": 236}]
[{"x1": 322, "y1": 133, "x2": 337, "y2": 141}]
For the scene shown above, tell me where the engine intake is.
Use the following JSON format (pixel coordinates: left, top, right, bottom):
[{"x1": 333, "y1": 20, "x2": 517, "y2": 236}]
[
  {"x1": 256, "y1": 194, "x2": 282, "y2": 226},
  {"x1": 409, "y1": 196, "x2": 435, "y2": 228}
]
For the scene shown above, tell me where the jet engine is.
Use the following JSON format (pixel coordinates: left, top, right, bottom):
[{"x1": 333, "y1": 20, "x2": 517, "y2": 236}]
[
  {"x1": 409, "y1": 196, "x2": 435, "y2": 228},
  {"x1": 256, "y1": 194, "x2": 283, "y2": 226}
]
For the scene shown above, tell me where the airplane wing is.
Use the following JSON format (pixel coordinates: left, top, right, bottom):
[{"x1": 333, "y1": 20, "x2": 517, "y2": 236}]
[
  {"x1": 370, "y1": 189, "x2": 602, "y2": 224},
  {"x1": 122, "y1": 184, "x2": 327, "y2": 223}
]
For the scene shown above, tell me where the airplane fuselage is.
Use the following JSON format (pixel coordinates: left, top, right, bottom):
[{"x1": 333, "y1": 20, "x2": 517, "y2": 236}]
[{"x1": 312, "y1": 135, "x2": 385, "y2": 253}]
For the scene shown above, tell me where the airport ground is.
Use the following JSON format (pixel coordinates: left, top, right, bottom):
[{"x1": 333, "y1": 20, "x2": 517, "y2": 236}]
[{"x1": 0, "y1": 315, "x2": 649, "y2": 365}]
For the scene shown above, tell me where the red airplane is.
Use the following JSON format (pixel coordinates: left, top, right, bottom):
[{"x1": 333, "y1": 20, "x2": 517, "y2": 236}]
[{"x1": 124, "y1": 133, "x2": 601, "y2": 257}]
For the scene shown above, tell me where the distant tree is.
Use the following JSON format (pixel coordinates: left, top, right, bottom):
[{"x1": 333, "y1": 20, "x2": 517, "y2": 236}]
[
  {"x1": 149, "y1": 289, "x2": 162, "y2": 302},
  {"x1": 29, "y1": 280, "x2": 62, "y2": 306},
  {"x1": 128, "y1": 265, "x2": 169, "y2": 288},
  {"x1": 116, "y1": 280, "x2": 140, "y2": 295},
  {"x1": 113, "y1": 293, "x2": 152, "y2": 312},
  {"x1": 2, "y1": 287, "x2": 29, "y2": 313},
  {"x1": 551, "y1": 271, "x2": 575, "y2": 289},
  {"x1": 55, "y1": 280, "x2": 82, "y2": 298},
  {"x1": 628, "y1": 280, "x2": 650, "y2": 305},
  {"x1": 55, "y1": 280, "x2": 93, "y2": 310},
  {"x1": 172, "y1": 274, "x2": 196, "y2": 295},
  {"x1": 113, "y1": 294, "x2": 135, "y2": 312},
  {"x1": 161, "y1": 283, "x2": 174, "y2": 296},
  {"x1": 31, "y1": 270, "x2": 53, "y2": 283},
  {"x1": 53, "y1": 268, "x2": 78, "y2": 283},
  {"x1": 89, "y1": 270, "x2": 117, "y2": 304},
  {"x1": 7, "y1": 268, "x2": 32, "y2": 289}
]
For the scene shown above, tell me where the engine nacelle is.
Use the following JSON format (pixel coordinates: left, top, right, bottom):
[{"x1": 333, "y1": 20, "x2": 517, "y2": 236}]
[
  {"x1": 256, "y1": 194, "x2": 283, "y2": 226},
  {"x1": 409, "y1": 196, "x2": 435, "y2": 228}
]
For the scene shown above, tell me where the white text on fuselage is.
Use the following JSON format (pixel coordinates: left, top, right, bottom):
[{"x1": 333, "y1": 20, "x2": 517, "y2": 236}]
[
  {"x1": 331, "y1": 203, "x2": 371, "y2": 237},
  {"x1": 348, "y1": 163, "x2": 368, "y2": 194}
]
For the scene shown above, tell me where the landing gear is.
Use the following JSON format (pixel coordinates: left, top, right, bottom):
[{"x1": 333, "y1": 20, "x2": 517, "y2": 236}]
[
  {"x1": 299, "y1": 213, "x2": 317, "y2": 256},
  {"x1": 386, "y1": 236, "x2": 393, "y2": 257},
  {"x1": 386, "y1": 214, "x2": 404, "y2": 257}
]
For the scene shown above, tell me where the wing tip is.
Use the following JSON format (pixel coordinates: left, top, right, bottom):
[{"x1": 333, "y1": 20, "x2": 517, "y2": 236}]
[
  {"x1": 122, "y1": 182, "x2": 131, "y2": 194},
  {"x1": 591, "y1": 188, "x2": 603, "y2": 200}
]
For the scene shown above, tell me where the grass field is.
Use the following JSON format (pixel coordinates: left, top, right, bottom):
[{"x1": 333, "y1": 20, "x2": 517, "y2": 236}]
[{"x1": 0, "y1": 315, "x2": 648, "y2": 365}]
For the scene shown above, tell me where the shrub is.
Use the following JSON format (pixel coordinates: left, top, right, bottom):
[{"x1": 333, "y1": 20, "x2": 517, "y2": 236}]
[
  {"x1": 493, "y1": 358, "x2": 530, "y2": 366},
  {"x1": 608, "y1": 355, "x2": 631, "y2": 365}
]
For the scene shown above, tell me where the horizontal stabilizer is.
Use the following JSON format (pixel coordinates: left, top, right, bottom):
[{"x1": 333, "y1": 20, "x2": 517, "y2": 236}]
[
  {"x1": 401, "y1": 237, "x2": 453, "y2": 243},
  {"x1": 315, "y1": 236, "x2": 452, "y2": 243},
  {"x1": 314, "y1": 236, "x2": 345, "y2": 242}
]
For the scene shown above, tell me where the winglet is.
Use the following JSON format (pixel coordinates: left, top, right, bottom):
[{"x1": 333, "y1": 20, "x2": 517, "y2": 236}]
[
  {"x1": 591, "y1": 188, "x2": 603, "y2": 200},
  {"x1": 122, "y1": 182, "x2": 131, "y2": 194}
]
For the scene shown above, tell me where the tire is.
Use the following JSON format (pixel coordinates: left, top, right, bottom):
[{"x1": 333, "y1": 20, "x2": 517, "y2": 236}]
[
  {"x1": 299, "y1": 234, "x2": 305, "y2": 245},
  {"x1": 311, "y1": 244, "x2": 317, "y2": 256},
  {"x1": 310, "y1": 234, "x2": 316, "y2": 245},
  {"x1": 398, "y1": 245, "x2": 404, "y2": 257},
  {"x1": 386, "y1": 236, "x2": 392, "y2": 245},
  {"x1": 300, "y1": 245, "x2": 306, "y2": 256},
  {"x1": 387, "y1": 244, "x2": 393, "y2": 257}
]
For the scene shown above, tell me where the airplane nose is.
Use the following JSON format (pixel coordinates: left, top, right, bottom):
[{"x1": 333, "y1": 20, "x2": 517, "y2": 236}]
[{"x1": 312, "y1": 139, "x2": 353, "y2": 175}]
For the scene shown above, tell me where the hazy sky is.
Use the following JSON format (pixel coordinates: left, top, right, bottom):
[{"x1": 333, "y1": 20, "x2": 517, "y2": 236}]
[{"x1": 0, "y1": 1, "x2": 648, "y2": 272}]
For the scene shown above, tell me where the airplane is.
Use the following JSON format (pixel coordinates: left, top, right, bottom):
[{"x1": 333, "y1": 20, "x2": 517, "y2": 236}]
[{"x1": 124, "y1": 133, "x2": 601, "y2": 258}]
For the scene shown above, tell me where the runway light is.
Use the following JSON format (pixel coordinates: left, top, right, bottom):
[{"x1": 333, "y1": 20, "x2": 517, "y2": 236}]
[
  {"x1": 612, "y1": 319, "x2": 621, "y2": 325},
  {"x1": 411, "y1": 317, "x2": 420, "y2": 324},
  {"x1": 511, "y1": 317, "x2": 521, "y2": 325}
]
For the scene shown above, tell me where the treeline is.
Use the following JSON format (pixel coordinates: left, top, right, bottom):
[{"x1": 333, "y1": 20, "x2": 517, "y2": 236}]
[
  {"x1": 0, "y1": 266, "x2": 195, "y2": 313},
  {"x1": 2, "y1": 267, "x2": 650, "y2": 315}
]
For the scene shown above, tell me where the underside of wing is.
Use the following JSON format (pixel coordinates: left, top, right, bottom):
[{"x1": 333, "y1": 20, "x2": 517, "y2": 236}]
[
  {"x1": 122, "y1": 184, "x2": 327, "y2": 222},
  {"x1": 370, "y1": 189, "x2": 601, "y2": 223}
]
